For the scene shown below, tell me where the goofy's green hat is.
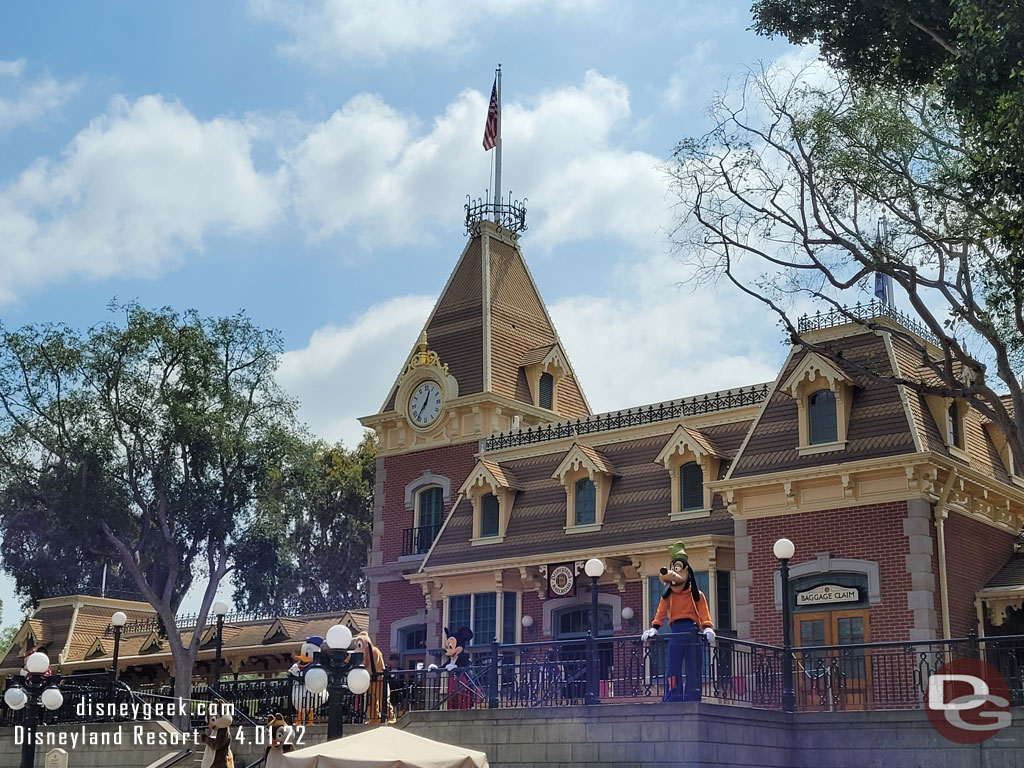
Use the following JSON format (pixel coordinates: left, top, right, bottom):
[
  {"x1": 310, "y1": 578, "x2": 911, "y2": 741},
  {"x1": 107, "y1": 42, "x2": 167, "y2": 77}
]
[{"x1": 668, "y1": 541, "x2": 689, "y2": 566}]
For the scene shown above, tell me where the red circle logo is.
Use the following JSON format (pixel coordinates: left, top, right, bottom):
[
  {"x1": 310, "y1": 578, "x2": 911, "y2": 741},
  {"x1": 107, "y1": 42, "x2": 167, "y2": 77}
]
[{"x1": 925, "y1": 658, "x2": 1011, "y2": 744}]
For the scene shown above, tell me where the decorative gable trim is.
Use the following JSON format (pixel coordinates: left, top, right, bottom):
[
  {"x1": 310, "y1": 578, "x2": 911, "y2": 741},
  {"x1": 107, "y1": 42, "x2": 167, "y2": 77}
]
[
  {"x1": 139, "y1": 632, "x2": 163, "y2": 654},
  {"x1": 200, "y1": 624, "x2": 221, "y2": 648},
  {"x1": 460, "y1": 460, "x2": 519, "y2": 544},
  {"x1": 780, "y1": 352, "x2": 854, "y2": 398},
  {"x1": 262, "y1": 619, "x2": 292, "y2": 645},
  {"x1": 655, "y1": 425, "x2": 724, "y2": 468},
  {"x1": 84, "y1": 638, "x2": 106, "y2": 660},
  {"x1": 522, "y1": 343, "x2": 570, "y2": 412},
  {"x1": 655, "y1": 426, "x2": 721, "y2": 520},
  {"x1": 552, "y1": 443, "x2": 618, "y2": 483},
  {"x1": 984, "y1": 423, "x2": 1020, "y2": 484}
]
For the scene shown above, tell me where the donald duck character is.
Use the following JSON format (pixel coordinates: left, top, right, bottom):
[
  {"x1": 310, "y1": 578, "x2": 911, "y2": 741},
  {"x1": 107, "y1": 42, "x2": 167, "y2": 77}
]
[
  {"x1": 641, "y1": 542, "x2": 715, "y2": 702},
  {"x1": 288, "y1": 636, "x2": 326, "y2": 725}
]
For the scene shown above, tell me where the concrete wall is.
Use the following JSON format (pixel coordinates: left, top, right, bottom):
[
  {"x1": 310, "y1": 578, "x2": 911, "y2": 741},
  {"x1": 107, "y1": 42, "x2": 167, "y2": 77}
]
[{"x1": 2, "y1": 705, "x2": 1022, "y2": 768}]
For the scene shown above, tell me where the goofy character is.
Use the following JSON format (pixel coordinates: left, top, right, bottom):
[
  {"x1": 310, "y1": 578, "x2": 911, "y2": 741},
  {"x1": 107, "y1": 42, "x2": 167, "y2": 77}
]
[
  {"x1": 350, "y1": 631, "x2": 390, "y2": 723},
  {"x1": 288, "y1": 636, "x2": 326, "y2": 725},
  {"x1": 642, "y1": 541, "x2": 716, "y2": 702}
]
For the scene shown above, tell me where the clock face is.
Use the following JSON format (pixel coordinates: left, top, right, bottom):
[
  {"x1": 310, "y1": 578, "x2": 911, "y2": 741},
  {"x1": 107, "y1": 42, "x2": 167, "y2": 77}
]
[{"x1": 409, "y1": 381, "x2": 443, "y2": 427}]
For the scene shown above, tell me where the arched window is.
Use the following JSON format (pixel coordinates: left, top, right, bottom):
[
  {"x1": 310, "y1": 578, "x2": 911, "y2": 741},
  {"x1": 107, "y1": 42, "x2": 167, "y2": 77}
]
[
  {"x1": 480, "y1": 493, "x2": 500, "y2": 537},
  {"x1": 948, "y1": 401, "x2": 963, "y2": 449},
  {"x1": 574, "y1": 478, "x2": 596, "y2": 525},
  {"x1": 808, "y1": 389, "x2": 838, "y2": 444},
  {"x1": 539, "y1": 372, "x2": 554, "y2": 409},
  {"x1": 680, "y1": 461, "x2": 704, "y2": 511},
  {"x1": 554, "y1": 605, "x2": 614, "y2": 638},
  {"x1": 415, "y1": 487, "x2": 444, "y2": 554}
]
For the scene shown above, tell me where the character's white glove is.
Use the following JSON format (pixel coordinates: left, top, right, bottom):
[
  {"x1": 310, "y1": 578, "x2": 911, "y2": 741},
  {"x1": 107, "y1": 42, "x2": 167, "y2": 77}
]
[
  {"x1": 445, "y1": 661, "x2": 458, "y2": 672},
  {"x1": 641, "y1": 627, "x2": 659, "y2": 642},
  {"x1": 702, "y1": 628, "x2": 716, "y2": 645},
  {"x1": 427, "y1": 664, "x2": 438, "y2": 671}
]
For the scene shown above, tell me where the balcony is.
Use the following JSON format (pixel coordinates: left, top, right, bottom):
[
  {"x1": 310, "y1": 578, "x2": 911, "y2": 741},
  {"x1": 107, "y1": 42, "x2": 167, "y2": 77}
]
[{"x1": 402, "y1": 525, "x2": 441, "y2": 557}]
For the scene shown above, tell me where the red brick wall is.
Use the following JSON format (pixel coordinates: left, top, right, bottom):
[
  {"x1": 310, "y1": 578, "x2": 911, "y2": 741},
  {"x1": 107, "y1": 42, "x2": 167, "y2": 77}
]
[
  {"x1": 376, "y1": 579, "x2": 427, "y2": 657},
  {"x1": 379, "y1": 442, "x2": 480, "y2": 564},
  {"x1": 746, "y1": 501, "x2": 913, "y2": 645},
  {"x1": 519, "y1": 581, "x2": 644, "y2": 641},
  {"x1": 942, "y1": 512, "x2": 1016, "y2": 638}
]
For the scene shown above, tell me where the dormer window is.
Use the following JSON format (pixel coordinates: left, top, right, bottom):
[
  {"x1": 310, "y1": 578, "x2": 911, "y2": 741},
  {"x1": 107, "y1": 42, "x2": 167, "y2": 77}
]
[
  {"x1": 656, "y1": 426, "x2": 721, "y2": 520},
  {"x1": 780, "y1": 351, "x2": 855, "y2": 455},
  {"x1": 808, "y1": 389, "x2": 838, "y2": 445},
  {"x1": 948, "y1": 401, "x2": 964, "y2": 450},
  {"x1": 925, "y1": 396, "x2": 970, "y2": 460},
  {"x1": 680, "y1": 462, "x2": 704, "y2": 512},
  {"x1": 574, "y1": 478, "x2": 597, "y2": 525},
  {"x1": 460, "y1": 460, "x2": 521, "y2": 545},
  {"x1": 480, "y1": 493, "x2": 500, "y2": 537},
  {"x1": 553, "y1": 443, "x2": 617, "y2": 533},
  {"x1": 539, "y1": 372, "x2": 554, "y2": 410}
]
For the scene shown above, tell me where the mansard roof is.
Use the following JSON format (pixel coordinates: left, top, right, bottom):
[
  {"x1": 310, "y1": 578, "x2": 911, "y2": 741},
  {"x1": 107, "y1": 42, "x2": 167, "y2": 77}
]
[{"x1": 376, "y1": 224, "x2": 589, "y2": 419}]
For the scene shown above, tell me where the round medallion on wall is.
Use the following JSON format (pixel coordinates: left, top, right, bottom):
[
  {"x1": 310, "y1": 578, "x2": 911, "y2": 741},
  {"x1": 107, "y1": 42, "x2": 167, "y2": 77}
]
[
  {"x1": 408, "y1": 380, "x2": 443, "y2": 428},
  {"x1": 549, "y1": 564, "x2": 575, "y2": 597}
]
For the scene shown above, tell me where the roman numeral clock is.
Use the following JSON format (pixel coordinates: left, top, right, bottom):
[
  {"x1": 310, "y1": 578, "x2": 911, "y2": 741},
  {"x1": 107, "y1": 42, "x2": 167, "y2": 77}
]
[{"x1": 394, "y1": 331, "x2": 458, "y2": 441}]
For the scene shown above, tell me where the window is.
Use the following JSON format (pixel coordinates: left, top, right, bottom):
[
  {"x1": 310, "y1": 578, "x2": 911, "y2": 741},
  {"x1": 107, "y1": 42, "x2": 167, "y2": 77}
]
[
  {"x1": 417, "y1": 487, "x2": 444, "y2": 531},
  {"x1": 539, "y1": 372, "x2": 554, "y2": 409},
  {"x1": 680, "y1": 462, "x2": 704, "y2": 511},
  {"x1": 480, "y1": 493, "x2": 500, "y2": 537},
  {"x1": 717, "y1": 571, "x2": 732, "y2": 630},
  {"x1": 948, "y1": 401, "x2": 963, "y2": 449},
  {"x1": 398, "y1": 625, "x2": 427, "y2": 667},
  {"x1": 808, "y1": 389, "x2": 838, "y2": 445},
  {"x1": 473, "y1": 593, "x2": 497, "y2": 645},
  {"x1": 502, "y1": 592, "x2": 518, "y2": 643},
  {"x1": 449, "y1": 596, "x2": 471, "y2": 634},
  {"x1": 574, "y1": 478, "x2": 596, "y2": 525},
  {"x1": 554, "y1": 605, "x2": 613, "y2": 638}
]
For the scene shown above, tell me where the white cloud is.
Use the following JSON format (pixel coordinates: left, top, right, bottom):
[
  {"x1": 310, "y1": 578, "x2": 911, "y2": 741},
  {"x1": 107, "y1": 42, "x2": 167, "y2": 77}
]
[
  {"x1": 287, "y1": 70, "x2": 670, "y2": 251},
  {"x1": 550, "y1": 248, "x2": 783, "y2": 412},
  {"x1": 248, "y1": 0, "x2": 600, "y2": 64},
  {"x1": 663, "y1": 40, "x2": 715, "y2": 110},
  {"x1": 277, "y1": 295, "x2": 435, "y2": 446},
  {"x1": 0, "y1": 59, "x2": 80, "y2": 131},
  {"x1": 0, "y1": 95, "x2": 286, "y2": 303}
]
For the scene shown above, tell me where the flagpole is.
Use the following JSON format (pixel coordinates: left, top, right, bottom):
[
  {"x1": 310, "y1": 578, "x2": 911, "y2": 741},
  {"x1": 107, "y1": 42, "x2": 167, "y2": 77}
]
[{"x1": 494, "y1": 64, "x2": 502, "y2": 223}]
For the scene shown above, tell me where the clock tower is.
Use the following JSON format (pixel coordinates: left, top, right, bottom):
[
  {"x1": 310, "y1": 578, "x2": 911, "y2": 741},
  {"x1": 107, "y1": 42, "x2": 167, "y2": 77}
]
[{"x1": 359, "y1": 210, "x2": 591, "y2": 660}]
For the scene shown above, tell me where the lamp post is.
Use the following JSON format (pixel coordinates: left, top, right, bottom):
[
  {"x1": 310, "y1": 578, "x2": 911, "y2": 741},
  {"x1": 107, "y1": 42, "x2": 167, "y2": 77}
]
[
  {"x1": 109, "y1": 611, "x2": 127, "y2": 705},
  {"x1": 4, "y1": 651, "x2": 64, "y2": 768},
  {"x1": 774, "y1": 538, "x2": 796, "y2": 713},
  {"x1": 584, "y1": 557, "x2": 605, "y2": 705},
  {"x1": 212, "y1": 601, "x2": 229, "y2": 688},
  {"x1": 305, "y1": 624, "x2": 372, "y2": 740}
]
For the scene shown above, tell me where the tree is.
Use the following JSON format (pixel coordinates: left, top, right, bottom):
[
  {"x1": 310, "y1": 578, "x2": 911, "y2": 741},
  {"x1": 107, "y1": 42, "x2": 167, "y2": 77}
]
[
  {"x1": 0, "y1": 303, "x2": 299, "y2": 725},
  {"x1": 669, "y1": 63, "x2": 1023, "y2": 467},
  {"x1": 751, "y1": 0, "x2": 1024, "y2": 248},
  {"x1": 232, "y1": 433, "x2": 375, "y2": 613}
]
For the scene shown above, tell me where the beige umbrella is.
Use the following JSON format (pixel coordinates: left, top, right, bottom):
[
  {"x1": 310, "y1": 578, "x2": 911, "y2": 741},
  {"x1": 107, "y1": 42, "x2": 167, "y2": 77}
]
[{"x1": 283, "y1": 726, "x2": 488, "y2": 768}]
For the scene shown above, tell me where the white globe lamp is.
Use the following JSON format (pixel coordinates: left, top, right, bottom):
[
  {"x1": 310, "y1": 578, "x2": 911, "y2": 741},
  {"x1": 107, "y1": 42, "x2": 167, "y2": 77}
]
[
  {"x1": 111, "y1": 611, "x2": 127, "y2": 628},
  {"x1": 773, "y1": 538, "x2": 795, "y2": 561},
  {"x1": 347, "y1": 667, "x2": 371, "y2": 695},
  {"x1": 326, "y1": 624, "x2": 353, "y2": 651},
  {"x1": 520, "y1": 615, "x2": 534, "y2": 628},
  {"x1": 25, "y1": 652, "x2": 49, "y2": 675},
  {"x1": 304, "y1": 667, "x2": 329, "y2": 695},
  {"x1": 584, "y1": 558, "x2": 605, "y2": 578},
  {"x1": 4, "y1": 687, "x2": 28, "y2": 710},
  {"x1": 40, "y1": 688, "x2": 64, "y2": 711}
]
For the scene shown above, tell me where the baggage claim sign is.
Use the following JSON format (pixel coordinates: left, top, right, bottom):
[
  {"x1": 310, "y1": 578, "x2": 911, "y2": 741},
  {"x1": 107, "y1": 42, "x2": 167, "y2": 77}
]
[{"x1": 795, "y1": 584, "x2": 859, "y2": 607}]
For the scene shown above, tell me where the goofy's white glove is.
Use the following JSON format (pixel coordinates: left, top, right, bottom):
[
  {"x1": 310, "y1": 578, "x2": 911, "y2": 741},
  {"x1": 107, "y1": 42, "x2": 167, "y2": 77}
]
[
  {"x1": 641, "y1": 627, "x2": 659, "y2": 642},
  {"x1": 702, "y1": 628, "x2": 717, "y2": 646}
]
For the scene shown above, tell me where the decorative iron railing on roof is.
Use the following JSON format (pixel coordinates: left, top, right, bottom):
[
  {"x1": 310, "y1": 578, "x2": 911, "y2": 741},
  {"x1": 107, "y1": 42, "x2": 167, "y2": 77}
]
[
  {"x1": 484, "y1": 385, "x2": 770, "y2": 452},
  {"x1": 465, "y1": 193, "x2": 527, "y2": 235},
  {"x1": 797, "y1": 300, "x2": 941, "y2": 347},
  {"x1": 105, "y1": 597, "x2": 368, "y2": 636}
]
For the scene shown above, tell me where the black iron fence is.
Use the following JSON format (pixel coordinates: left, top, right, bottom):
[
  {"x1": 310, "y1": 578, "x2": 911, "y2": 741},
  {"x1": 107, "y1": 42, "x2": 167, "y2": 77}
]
[
  {"x1": 401, "y1": 525, "x2": 441, "y2": 557},
  {"x1": 797, "y1": 300, "x2": 941, "y2": 347},
  {"x1": 4, "y1": 633, "x2": 1023, "y2": 727}
]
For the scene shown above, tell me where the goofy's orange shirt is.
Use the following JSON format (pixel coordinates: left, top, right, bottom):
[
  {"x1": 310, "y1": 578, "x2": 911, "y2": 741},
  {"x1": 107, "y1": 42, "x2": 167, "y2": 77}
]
[{"x1": 652, "y1": 589, "x2": 713, "y2": 629}]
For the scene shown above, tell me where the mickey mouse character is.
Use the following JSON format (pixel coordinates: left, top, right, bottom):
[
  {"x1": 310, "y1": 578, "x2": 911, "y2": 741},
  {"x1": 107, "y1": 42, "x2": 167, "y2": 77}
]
[
  {"x1": 199, "y1": 700, "x2": 235, "y2": 768},
  {"x1": 440, "y1": 626, "x2": 473, "y2": 709},
  {"x1": 641, "y1": 541, "x2": 715, "y2": 702},
  {"x1": 262, "y1": 712, "x2": 294, "y2": 768}
]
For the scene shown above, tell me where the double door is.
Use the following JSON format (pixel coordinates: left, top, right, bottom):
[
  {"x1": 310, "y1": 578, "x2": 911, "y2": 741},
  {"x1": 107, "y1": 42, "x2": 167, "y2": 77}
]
[{"x1": 794, "y1": 610, "x2": 870, "y2": 710}]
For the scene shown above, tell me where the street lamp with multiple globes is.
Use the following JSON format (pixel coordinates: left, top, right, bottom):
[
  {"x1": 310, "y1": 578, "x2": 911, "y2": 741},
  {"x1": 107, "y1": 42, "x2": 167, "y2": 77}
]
[
  {"x1": 4, "y1": 651, "x2": 64, "y2": 768},
  {"x1": 109, "y1": 611, "x2": 127, "y2": 704},
  {"x1": 773, "y1": 537, "x2": 796, "y2": 713},
  {"x1": 583, "y1": 557, "x2": 605, "y2": 705},
  {"x1": 212, "y1": 601, "x2": 230, "y2": 688},
  {"x1": 303, "y1": 624, "x2": 372, "y2": 739}
]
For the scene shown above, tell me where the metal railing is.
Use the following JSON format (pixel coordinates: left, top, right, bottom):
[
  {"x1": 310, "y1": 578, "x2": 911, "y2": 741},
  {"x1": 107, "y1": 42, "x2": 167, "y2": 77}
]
[
  {"x1": 483, "y1": 386, "x2": 771, "y2": 451},
  {"x1": 797, "y1": 300, "x2": 941, "y2": 347},
  {"x1": 465, "y1": 194, "x2": 527, "y2": 235},
  {"x1": 402, "y1": 525, "x2": 441, "y2": 557},
  {"x1": 5, "y1": 633, "x2": 1022, "y2": 726}
]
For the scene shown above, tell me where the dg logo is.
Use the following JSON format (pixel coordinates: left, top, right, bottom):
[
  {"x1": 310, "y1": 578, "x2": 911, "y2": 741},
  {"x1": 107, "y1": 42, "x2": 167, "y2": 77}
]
[{"x1": 925, "y1": 658, "x2": 1012, "y2": 744}]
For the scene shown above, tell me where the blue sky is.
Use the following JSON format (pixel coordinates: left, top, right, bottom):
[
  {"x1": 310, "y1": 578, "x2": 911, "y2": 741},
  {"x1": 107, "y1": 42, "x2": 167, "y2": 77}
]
[{"x1": 0, "y1": 0, "x2": 803, "y2": 621}]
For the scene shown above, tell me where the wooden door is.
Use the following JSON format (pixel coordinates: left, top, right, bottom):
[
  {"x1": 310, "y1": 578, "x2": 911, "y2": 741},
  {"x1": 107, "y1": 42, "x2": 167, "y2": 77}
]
[{"x1": 794, "y1": 609, "x2": 870, "y2": 711}]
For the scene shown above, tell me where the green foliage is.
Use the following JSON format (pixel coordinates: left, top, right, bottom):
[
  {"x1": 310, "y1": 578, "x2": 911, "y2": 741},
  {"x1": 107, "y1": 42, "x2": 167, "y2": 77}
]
[
  {"x1": 751, "y1": 0, "x2": 1024, "y2": 249},
  {"x1": 232, "y1": 432, "x2": 375, "y2": 612}
]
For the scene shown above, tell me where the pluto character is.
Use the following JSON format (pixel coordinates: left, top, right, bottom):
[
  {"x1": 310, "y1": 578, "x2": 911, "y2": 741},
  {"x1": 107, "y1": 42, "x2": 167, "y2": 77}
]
[{"x1": 350, "y1": 631, "x2": 390, "y2": 723}]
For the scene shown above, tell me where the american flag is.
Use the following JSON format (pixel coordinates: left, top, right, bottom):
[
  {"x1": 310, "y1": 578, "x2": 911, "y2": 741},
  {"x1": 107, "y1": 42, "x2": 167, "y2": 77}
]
[{"x1": 482, "y1": 77, "x2": 498, "y2": 151}]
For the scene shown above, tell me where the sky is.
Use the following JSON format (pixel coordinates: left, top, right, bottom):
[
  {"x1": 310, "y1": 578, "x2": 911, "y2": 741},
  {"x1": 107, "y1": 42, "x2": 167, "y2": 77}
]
[{"x1": 0, "y1": 0, "x2": 810, "y2": 622}]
